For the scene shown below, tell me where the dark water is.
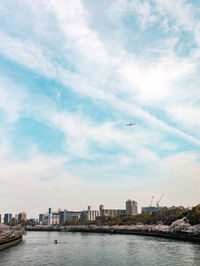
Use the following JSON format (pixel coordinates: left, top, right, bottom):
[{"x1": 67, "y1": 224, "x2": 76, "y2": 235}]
[{"x1": 0, "y1": 231, "x2": 200, "y2": 266}]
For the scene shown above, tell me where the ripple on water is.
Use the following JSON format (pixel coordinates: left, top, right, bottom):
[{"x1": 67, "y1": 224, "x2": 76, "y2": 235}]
[{"x1": 0, "y1": 232, "x2": 200, "y2": 266}]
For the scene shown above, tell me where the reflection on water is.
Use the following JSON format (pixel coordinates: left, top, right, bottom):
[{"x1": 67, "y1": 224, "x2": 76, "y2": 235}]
[{"x1": 0, "y1": 231, "x2": 200, "y2": 266}]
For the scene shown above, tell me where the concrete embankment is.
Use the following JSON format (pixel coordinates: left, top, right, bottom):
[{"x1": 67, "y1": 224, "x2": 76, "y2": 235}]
[
  {"x1": 26, "y1": 227, "x2": 61, "y2": 232},
  {"x1": 69, "y1": 227, "x2": 200, "y2": 243},
  {"x1": 0, "y1": 236, "x2": 22, "y2": 251},
  {"x1": 25, "y1": 227, "x2": 200, "y2": 243}
]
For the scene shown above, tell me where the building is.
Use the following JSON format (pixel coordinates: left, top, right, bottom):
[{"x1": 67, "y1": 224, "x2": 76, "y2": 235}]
[
  {"x1": 59, "y1": 209, "x2": 68, "y2": 224},
  {"x1": 42, "y1": 208, "x2": 68, "y2": 225},
  {"x1": 18, "y1": 212, "x2": 27, "y2": 221},
  {"x1": 80, "y1": 212, "x2": 88, "y2": 223},
  {"x1": 126, "y1": 200, "x2": 138, "y2": 215},
  {"x1": 58, "y1": 211, "x2": 64, "y2": 224},
  {"x1": 4, "y1": 213, "x2": 12, "y2": 224},
  {"x1": 0, "y1": 214, "x2": 1, "y2": 223},
  {"x1": 42, "y1": 208, "x2": 53, "y2": 225},
  {"x1": 39, "y1": 214, "x2": 45, "y2": 224},
  {"x1": 43, "y1": 215, "x2": 50, "y2": 225},
  {"x1": 29, "y1": 218, "x2": 37, "y2": 224},
  {"x1": 141, "y1": 206, "x2": 159, "y2": 213},
  {"x1": 51, "y1": 213, "x2": 60, "y2": 225},
  {"x1": 86, "y1": 206, "x2": 100, "y2": 221},
  {"x1": 46, "y1": 208, "x2": 52, "y2": 225},
  {"x1": 11, "y1": 216, "x2": 18, "y2": 223},
  {"x1": 15, "y1": 214, "x2": 18, "y2": 222},
  {"x1": 47, "y1": 208, "x2": 52, "y2": 225},
  {"x1": 99, "y1": 205, "x2": 126, "y2": 217},
  {"x1": 65, "y1": 211, "x2": 82, "y2": 222}
]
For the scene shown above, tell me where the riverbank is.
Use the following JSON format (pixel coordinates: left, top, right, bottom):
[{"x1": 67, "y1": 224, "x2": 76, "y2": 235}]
[
  {"x1": 0, "y1": 235, "x2": 22, "y2": 251},
  {"x1": 69, "y1": 226, "x2": 200, "y2": 243},
  {"x1": 25, "y1": 224, "x2": 200, "y2": 243},
  {"x1": 1, "y1": 231, "x2": 200, "y2": 266},
  {"x1": 0, "y1": 224, "x2": 24, "y2": 251}
]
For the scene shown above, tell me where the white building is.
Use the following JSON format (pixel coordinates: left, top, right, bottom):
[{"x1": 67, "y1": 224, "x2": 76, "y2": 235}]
[
  {"x1": 99, "y1": 205, "x2": 126, "y2": 217},
  {"x1": 87, "y1": 206, "x2": 100, "y2": 221},
  {"x1": 43, "y1": 208, "x2": 52, "y2": 225},
  {"x1": 51, "y1": 213, "x2": 60, "y2": 225}
]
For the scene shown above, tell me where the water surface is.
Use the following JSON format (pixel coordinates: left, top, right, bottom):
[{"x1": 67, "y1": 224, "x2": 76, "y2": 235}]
[{"x1": 0, "y1": 231, "x2": 200, "y2": 265}]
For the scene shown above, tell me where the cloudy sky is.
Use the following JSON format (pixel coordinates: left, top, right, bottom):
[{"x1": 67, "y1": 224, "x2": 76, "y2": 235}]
[{"x1": 0, "y1": 0, "x2": 200, "y2": 217}]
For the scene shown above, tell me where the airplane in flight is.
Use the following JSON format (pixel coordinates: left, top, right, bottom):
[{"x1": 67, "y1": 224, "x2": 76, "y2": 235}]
[{"x1": 126, "y1": 123, "x2": 136, "y2": 126}]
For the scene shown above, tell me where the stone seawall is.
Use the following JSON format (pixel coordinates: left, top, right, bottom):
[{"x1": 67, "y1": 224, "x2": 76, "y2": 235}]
[{"x1": 0, "y1": 236, "x2": 22, "y2": 251}]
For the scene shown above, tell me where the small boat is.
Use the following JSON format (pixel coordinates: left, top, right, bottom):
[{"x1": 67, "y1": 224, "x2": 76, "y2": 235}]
[{"x1": 54, "y1": 240, "x2": 58, "y2": 244}]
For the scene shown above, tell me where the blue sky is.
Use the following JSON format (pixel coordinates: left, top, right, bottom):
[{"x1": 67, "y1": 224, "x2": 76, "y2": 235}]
[{"x1": 0, "y1": 0, "x2": 200, "y2": 217}]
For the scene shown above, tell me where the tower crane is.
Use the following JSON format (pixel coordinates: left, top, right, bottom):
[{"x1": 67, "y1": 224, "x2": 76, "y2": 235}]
[
  {"x1": 149, "y1": 195, "x2": 154, "y2": 207},
  {"x1": 156, "y1": 193, "x2": 164, "y2": 208}
]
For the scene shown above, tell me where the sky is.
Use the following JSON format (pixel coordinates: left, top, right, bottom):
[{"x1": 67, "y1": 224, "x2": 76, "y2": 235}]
[{"x1": 0, "y1": 0, "x2": 200, "y2": 218}]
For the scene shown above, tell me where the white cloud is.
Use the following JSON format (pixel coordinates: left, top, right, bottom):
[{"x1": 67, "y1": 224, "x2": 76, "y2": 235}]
[
  {"x1": 166, "y1": 105, "x2": 200, "y2": 133},
  {"x1": 0, "y1": 76, "x2": 24, "y2": 122},
  {"x1": 109, "y1": 0, "x2": 156, "y2": 27},
  {"x1": 0, "y1": 5, "x2": 199, "y2": 148},
  {"x1": 0, "y1": 0, "x2": 200, "y2": 214},
  {"x1": 48, "y1": 0, "x2": 108, "y2": 58},
  {"x1": 45, "y1": 109, "x2": 161, "y2": 162},
  {"x1": 161, "y1": 152, "x2": 200, "y2": 179},
  {"x1": 153, "y1": 0, "x2": 196, "y2": 32},
  {"x1": 0, "y1": 30, "x2": 57, "y2": 78},
  {"x1": 110, "y1": 0, "x2": 197, "y2": 33},
  {"x1": 158, "y1": 152, "x2": 200, "y2": 206},
  {"x1": 118, "y1": 54, "x2": 195, "y2": 104},
  {"x1": 0, "y1": 152, "x2": 84, "y2": 216},
  {"x1": 0, "y1": 138, "x2": 12, "y2": 161}
]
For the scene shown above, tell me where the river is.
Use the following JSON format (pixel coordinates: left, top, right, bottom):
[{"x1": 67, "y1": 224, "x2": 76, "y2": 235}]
[{"x1": 0, "y1": 231, "x2": 200, "y2": 265}]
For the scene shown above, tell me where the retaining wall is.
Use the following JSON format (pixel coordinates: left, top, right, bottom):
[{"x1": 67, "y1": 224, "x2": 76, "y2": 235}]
[{"x1": 0, "y1": 236, "x2": 22, "y2": 251}]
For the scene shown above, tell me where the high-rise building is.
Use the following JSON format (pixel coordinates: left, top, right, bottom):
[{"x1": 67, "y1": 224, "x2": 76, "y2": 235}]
[
  {"x1": 15, "y1": 214, "x2": 18, "y2": 221},
  {"x1": 4, "y1": 213, "x2": 12, "y2": 224},
  {"x1": 18, "y1": 212, "x2": 27, "y2": 221},
  {"x1": 39, "y1": 214, "x2": 45, "y2": 224},
  {"x1": 126, "y1": 200, "x2": 138, "y2": 215},
  {"x1": 43, "y1": 208, "x2": 55, "y2": 225},
  {"x1": 42, "y1": 208, "x2": 52, "y2": 225}
]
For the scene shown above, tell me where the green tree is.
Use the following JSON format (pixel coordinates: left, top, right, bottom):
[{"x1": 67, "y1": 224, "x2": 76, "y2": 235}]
[{"x1": 187, "y1": 205, "x2": 200, "y2": 225}]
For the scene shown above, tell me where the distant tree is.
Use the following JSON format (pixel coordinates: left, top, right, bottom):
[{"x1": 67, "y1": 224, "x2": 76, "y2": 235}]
[
  {"x1": 96, "y1": 216, "x2": 120, "y2": 225},
  {"x1": 8, "y1": 219, "x2": 34, "y2": 227},
  {"x1": 94, "y1": 206, "x2": 199, "y2": 226},
  {"x1": 151, "y1": 207, "x2": 188, "y2": 225},
  {"x1": 187, "y1": 205, "x2": 200, "y2": 225}
]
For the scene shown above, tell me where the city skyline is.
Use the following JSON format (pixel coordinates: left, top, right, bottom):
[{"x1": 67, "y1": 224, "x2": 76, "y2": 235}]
[
  {"x1": 0, "y1": 198, "x2": 196, "y2": 220},
  {"x1": 0, "y1": 0, "x2": 200, "y2": 217},
  {"x1": 1, "y1": 199, "x2": 138, "y2": 222}
]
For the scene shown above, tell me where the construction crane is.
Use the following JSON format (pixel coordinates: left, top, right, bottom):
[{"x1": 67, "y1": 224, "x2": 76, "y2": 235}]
[
  {"x1": 149, "y1": 195, "x2": 154, "y2": 207},
  {"x1": 156, "y1": 193, "x2": 164, "y2": 208}
]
